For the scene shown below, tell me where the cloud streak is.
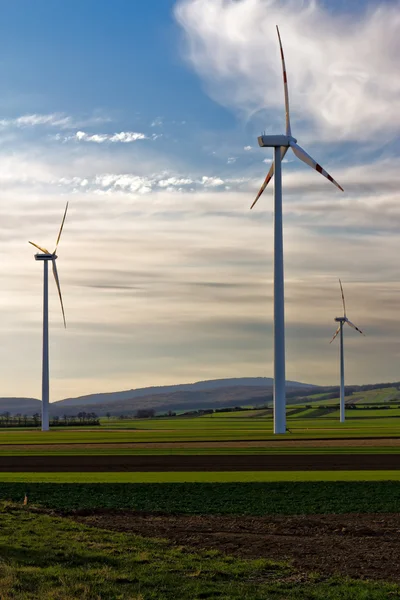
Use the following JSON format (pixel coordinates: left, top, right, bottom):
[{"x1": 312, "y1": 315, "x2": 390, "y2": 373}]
[
  {"x1": 0, "y1": 113, "x2": 73, "y2": 128},
  {"x1": 0, "y1": 112, "x2": 112, "y2": 131}
]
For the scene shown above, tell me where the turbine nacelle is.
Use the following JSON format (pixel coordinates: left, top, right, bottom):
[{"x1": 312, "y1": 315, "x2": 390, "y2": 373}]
[
  {"x1": 34, "y1": 253, "x2": 58, "y2": 261},
  {"x1": 258, "y1": 135, "x2": 297, "y2": 147},
  {"x1": 334, "y1": 317, "x2": 347, "y2": 323}
]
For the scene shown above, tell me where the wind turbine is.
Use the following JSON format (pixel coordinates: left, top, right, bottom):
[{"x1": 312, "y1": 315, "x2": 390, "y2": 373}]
[
  {"x1": 251, "y1": 27, "x2": 344, "y2": 434},
  {"x1": 330, "y1": 279, "x2": 364, "y2": 423},
  {"x1": 29, "y1": 203, "x2": 68, "y2": 432}
]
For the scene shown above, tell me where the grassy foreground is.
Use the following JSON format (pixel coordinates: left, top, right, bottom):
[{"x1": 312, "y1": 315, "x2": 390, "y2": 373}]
[
  {"x1": 0, "y1": 504, "x2": 396, "y2": 599},
  {"x1": 1, "y1": 470, "x2": 400, "y2": 483},
  {"x1": 2, "y1": 481, "x2": 400, "y2": 514}
]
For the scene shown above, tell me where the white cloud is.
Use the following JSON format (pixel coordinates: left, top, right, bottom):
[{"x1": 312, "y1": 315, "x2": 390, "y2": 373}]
[
  {"x1": 93, "y1": 174, "x2": 154, "y2": 194},
  {"x1": 262, "y1": 157, "x2": 290, "y2": 164},
  {"x1": 244, "y1": 146, "x2": 252, "y2": 151},
  {"x1": 158, "y1": 177, "x2": 194, "y2": 188},
  {"x1": 151, "y1": 117, "x2": 163, "y2": 127},
  {"x1": 109, "y1": 132, "x2": 147, "y2": 142},
  {"x1": 73, "y1": 130, "x2": 148, "y2": 143},
  {"x1": 200, "y1": 175, "x2": 224, "y2": 187},
  {"x1": 175, "y1": 0, "x2": 400, "y2": 142},
  {"x1": 227, "y1": 156, "x2": 236, "y2": 164},
  {"x1": 56, "y1": 172, "x2": 237, "y2": 195}
]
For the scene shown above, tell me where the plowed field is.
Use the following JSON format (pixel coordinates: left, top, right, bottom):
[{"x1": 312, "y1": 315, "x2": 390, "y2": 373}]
[
  {"x1": 1, "y1": 453, "x2": 399, "y2": 471},
  {"x1": 74, "y1": 511, "x2": 400, "y2": 582}
]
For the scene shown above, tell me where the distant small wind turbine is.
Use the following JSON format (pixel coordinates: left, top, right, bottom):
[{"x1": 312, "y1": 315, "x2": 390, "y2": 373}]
[
  {"x1": 251, "y1": 26, "x2": 343, "y2": 434},
  {"x1": 330, "y1": 279, "x2": 364, "y2": 423},
  {"x1": 29, "y1": 203, "x2": 68, "y2": 432}
]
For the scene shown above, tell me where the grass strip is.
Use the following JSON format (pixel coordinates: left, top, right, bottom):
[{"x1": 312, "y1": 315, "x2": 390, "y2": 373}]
[
  {"x1": 0, "y1": 470, "x2": 399, "y2": 483},
  {"x1": 1, "y1": 446, "x2": 400, "y2": 455}
]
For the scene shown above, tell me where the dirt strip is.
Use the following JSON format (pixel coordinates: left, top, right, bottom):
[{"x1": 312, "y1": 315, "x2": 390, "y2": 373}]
[
  {"x1": 73, "y1": 511, "x2": 400, "y2": 582},
  {"x1": 0, "y1": 453, "x2": 399, "y2": 471},
  {"x1": 2, "y1": 438, "x2": 400, "y2": 451}
]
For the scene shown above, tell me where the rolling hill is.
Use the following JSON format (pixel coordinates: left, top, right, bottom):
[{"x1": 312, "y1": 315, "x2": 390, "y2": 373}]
[
  {"x1": 0, "y1": 378, "x2": 318, "y2": 416},
  {"x1": 53, "y1": 377, "x2": 316, "y2": 409}
]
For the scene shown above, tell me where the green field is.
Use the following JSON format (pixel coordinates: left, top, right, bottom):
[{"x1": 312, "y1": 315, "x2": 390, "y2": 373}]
[
  {"x1": 0, "y1": 411, "x2": 399, "y2": 444},
  {"x1": 300, "y1": 387, "x2": 400, "y2": 405},
  {"x1": 350, "y1": 388, "x2": 400, "y2": 403},
  {"x1": 1, "y1": 481, "x2": 399, "y2": 514}
]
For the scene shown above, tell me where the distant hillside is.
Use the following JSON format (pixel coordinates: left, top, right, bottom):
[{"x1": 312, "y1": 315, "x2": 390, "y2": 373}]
[
  {"x1": 49, "y1": 386, "x2": 269, "y2": 416},
  {"x1": 0, "y1": 398, "x2": 41, "y2": 414},
  {"x1": 48, "y1": 378, "x2": 317, "y2": 417},
  {"x1": 54, "y1": 377, "x2": 315, "y2": 409}
]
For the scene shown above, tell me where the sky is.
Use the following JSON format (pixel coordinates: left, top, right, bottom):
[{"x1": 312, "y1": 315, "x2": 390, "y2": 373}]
[{"x1": 0, "y1": 0, "x2": 399, "y2": 400}]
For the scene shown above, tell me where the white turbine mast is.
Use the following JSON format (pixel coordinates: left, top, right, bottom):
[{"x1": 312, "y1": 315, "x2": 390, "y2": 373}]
[
  {"x1": 29, "y1": 202, "x2": 68, "y2": 432},
  {"x1": 251, "y1": 26, "x2": 343, "y2": 434},
  {"x1": 330, "y1": 279, "x2": 364, "y2": 423}
]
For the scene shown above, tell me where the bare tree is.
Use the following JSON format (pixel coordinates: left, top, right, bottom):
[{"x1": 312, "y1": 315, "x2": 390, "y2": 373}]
[{"x1": 135, "y1": 408, "x2": 156, "y2": 419}]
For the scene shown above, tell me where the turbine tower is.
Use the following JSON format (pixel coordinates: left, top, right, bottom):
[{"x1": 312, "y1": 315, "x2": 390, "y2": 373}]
[
  {"x1": 330, "y1": 279, "x2": 364, "y2": 423},
  {"x1": 29, "y1": 203, "x2": 68, "y2": 432},
  {"x1": 251, "y1": 27, "x2": 344, "y2": 434}
]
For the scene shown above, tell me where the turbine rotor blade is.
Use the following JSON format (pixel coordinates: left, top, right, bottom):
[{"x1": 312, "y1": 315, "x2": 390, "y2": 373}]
[
  {"x1": 54, "y1": 201, "x2": 69, "y2": 254},
  {"x1": 52, "y1": 259, "x2": 66, "y2": 329},
  {"x1": 346, "y1": 319, "x2": 364, "y2": 336},
  {"x1": 29, "y1": 241, "x2": 51, "y2": 254},
  {"x1": 290, "y1": 142, "x2": 344, "y2": 192},
  {"x1": 339, "y1": 279, "x2": 346, "y2": 317},
  {"x1": 250, "y1": 146, "x2": 289, "y2": 209},
  {"x1": 276, "y1": 26, "x2": 291, "y2": 137},
  {"x1": 329, "y1": 326, "x2": 340, "y2": 344}
]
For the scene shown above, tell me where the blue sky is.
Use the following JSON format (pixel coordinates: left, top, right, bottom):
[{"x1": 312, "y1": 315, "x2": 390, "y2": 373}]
[
  {"x1": 0, "y1": 0, "x2": 399, "y2": 400},
  {"x1": 0, "y1": 1, "x2": 234, "y2": 145}
]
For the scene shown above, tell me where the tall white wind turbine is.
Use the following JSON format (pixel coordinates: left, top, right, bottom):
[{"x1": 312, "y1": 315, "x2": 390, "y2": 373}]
[
  {"x1": 251, "y1": 27, "x2": 344, "y2": 434},
  {"x1": 330, "y1": 280, "x2": 364, "y2": 423},
  {"x1": 29, "y1": 203, "x2": 68, "y2": 432}
]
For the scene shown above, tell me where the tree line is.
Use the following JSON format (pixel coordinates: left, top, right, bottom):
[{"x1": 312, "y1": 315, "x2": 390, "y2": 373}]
[{"x1": 0, "y1": 412, "x2": 100, "y2": 427}]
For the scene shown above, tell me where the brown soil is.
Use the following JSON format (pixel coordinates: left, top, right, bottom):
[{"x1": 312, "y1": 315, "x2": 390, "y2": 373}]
[
  {"x1": 3, "y1": 438, "x2": 400, "y2": 451},
  {"x1": 1, "y1": 453, "x2": 400, "y2": 471},
  {"x1": 73, "y1": 511, "x2": 400, "y2": 582}
]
